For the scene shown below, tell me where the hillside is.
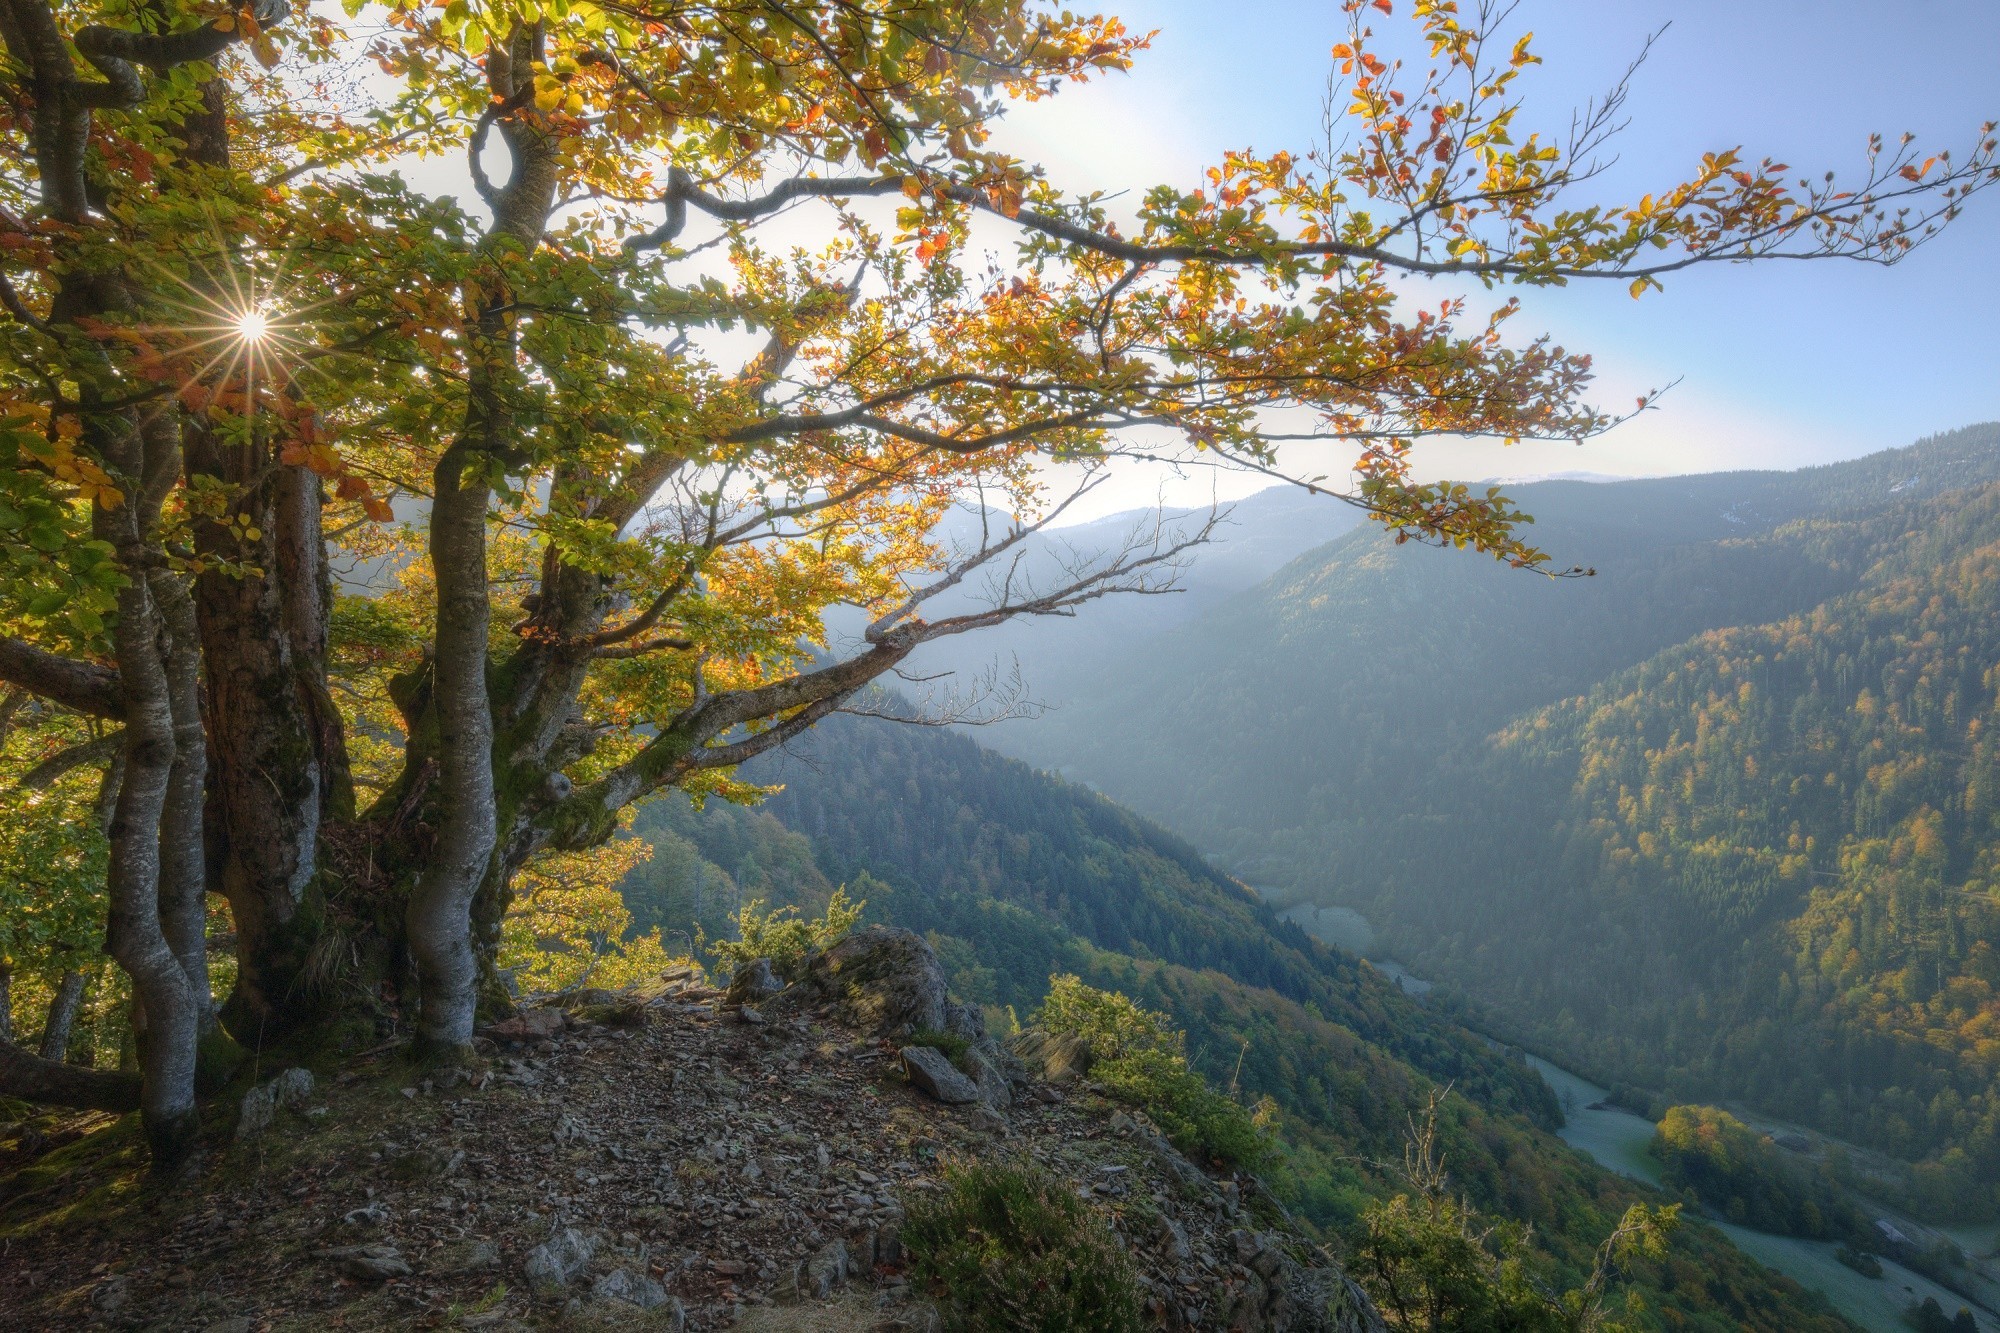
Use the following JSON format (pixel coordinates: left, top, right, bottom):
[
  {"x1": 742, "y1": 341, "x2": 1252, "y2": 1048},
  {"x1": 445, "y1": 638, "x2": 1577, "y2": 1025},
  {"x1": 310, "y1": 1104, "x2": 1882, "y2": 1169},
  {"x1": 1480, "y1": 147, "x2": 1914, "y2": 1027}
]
[
  {"x1": 953, "y1": 423, "x2": 2000, "y2": 1219},
  {"x1": 620, "y1": 713, "x2": 1856, "y2": 1329}
]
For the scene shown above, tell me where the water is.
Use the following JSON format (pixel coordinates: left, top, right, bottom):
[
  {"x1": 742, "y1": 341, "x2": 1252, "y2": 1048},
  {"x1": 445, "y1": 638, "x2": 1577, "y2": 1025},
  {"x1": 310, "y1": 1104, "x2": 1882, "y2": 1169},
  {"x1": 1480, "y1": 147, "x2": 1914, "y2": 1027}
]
[
  {"x1": 1525, "y1": 1057, "x2": 1989, "y2": 1331},
  {"x1": 1277, "y1": 904, "x2": 1430, "y2": 994}
]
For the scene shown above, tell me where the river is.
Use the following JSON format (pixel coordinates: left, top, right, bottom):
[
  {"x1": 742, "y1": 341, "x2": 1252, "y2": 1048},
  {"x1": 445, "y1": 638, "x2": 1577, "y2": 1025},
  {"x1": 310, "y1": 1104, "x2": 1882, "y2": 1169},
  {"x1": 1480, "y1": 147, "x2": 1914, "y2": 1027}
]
[{"x1": 1276, "y1": 903, "x2": 1995, "y2": 1333}]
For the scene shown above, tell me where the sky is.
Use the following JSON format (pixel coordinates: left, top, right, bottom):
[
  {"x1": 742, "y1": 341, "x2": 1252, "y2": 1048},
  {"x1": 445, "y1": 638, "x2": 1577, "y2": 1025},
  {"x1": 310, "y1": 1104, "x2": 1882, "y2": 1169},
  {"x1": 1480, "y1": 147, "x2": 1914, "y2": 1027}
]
[{"x1": 976, "y1": 1, "x2": 2000, "y2": 519}]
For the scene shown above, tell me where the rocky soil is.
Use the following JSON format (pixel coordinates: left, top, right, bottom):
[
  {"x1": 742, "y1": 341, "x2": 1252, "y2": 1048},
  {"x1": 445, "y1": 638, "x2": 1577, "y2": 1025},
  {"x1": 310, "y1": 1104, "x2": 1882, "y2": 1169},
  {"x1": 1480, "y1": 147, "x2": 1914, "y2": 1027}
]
[{"x1": 0, "y1": 929, "x2": 1380, "y2": 1332}]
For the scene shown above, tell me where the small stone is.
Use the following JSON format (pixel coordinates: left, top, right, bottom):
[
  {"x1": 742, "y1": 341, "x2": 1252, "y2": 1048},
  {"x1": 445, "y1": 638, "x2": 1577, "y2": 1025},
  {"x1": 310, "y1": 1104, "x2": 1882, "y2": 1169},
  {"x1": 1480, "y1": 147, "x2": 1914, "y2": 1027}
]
[
  {"x1": 524, "y1": 1227, "x2": 598, "y2": 1290},
  {"x1": 318, "y1": 1243, "x2": 412, "y2": 1281},
  {"x1": 806, "y1": 1238, "x2": 849, "y2": 1298},
  {"x1": 592, "y1": 1267, "x2": 674, "y2": 1310},
  {"x1": 430, "y1": 1238, "x2": 500, "y2": 1275},
  {"x1": 88, "y1": 1275, "x2": 130, "y2": 1313},
  {"x1": 234, "y1": 1067, "x2": 315, "y2": 1141},
  {"x1": 900, "y1": 1047, "x2": 979, "y2": 1105},
  {"x1": 481, "y1": 1007, "x2": 565, "y2": 1042},
  {"x1": 201, "y1": 1319, "x2": 255, "y2": 1333}
]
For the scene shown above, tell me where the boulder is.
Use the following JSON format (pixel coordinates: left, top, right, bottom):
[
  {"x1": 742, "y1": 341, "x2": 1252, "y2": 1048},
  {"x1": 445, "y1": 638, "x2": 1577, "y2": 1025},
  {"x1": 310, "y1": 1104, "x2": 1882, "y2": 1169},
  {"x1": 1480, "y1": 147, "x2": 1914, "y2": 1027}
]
[
  {"x1": 901, "y1": 1046, "x2": 980, "y2": 1105},
  {"x1": 725, "y1": 957, "x2": 786, "y2": 1005},
  {"x1": 776, "y1": 926, "x2": 955, "y2": 1040},
  {"x1": 1006, "y1": 1029, "x2": 1093, "y2": 1083}
]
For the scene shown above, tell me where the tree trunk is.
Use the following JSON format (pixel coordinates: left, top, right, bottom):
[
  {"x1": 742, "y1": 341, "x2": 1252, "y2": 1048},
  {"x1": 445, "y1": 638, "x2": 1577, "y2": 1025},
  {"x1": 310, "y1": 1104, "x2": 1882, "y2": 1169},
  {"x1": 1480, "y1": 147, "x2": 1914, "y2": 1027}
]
[
  {"x1": 186, "y1": 427, "x2": 332, "y2": 1044},
  {"x1": 101, "y1": 568, "x2": 201, "y2": 1167},
  {"x1": 404, "y1": 442, "x2": 498, "y2": 1057},
  {"x1": 37, "y1": 970, "x2": 84, "y2": 1062},
  {"x1": 151, "y1": 572, "x2": 212, "y2": 1037}
]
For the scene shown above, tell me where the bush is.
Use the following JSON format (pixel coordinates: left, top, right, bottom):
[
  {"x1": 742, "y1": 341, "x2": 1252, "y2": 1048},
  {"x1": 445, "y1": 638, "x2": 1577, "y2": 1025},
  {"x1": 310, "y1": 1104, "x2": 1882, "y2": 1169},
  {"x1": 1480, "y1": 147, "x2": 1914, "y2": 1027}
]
[
  {"x1": 705, "y1": 886, "x2": 863, "y2": 980},
  {"x1": 1036, "y1": 975, "x2": 1273, "y2": 1170},
  {"x1": 1835, "y1": 1244, "x2": 1883, "y2": 1278},
  {"x1": 1905, "y1": 1295, "x2": 1979, "y2": 1333},
  {"x1": 902, "y1": 1158, "x2": 1144, "y2": 1333}
]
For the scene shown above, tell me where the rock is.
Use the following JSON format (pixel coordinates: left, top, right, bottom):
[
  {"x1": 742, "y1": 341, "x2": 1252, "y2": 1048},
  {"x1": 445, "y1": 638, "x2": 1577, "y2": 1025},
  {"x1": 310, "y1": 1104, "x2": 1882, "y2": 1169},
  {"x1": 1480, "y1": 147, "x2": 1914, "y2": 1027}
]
[
  {"x1": 88, "y1": 1275, "x2": 130, "y2": 1313},
  {"x1": 318, "y1": 1243, "x2": 412, "y2": 1281},
  {"x1": 943, "y1": 1000, "x2": 986, "y2": 1043},
  {"x1": 430, "y1": 1238, "x2": 501, "y2": 1275},
  {"x1": 726, "y1": 957, "x2": 786, "y2": 1005},
  {"x1": 235, "y1": 1067, "x2": 315, "y2": 1141},
  {"x1": 1158, "y1": 1214, "x2": 1192, "y2": 1261},
  {"x1": 778, "y1": 926, "x2": 955, "y2": 1040},
  {"x1": 480, "y1": 1007, "x2": 564, "y2": 1042},
  {"x1": 593, "y1": 1267, "x2": 674, "y2": 1310},
  {"x1": 201, "y1": 1319, "x2": 255, "y2": 1333},
  {"x1": 964, "y1": 1047, "x2": 1012, "y2": 1110},
  {"x1": 1005, "y1": 1029, "x2": 1094, "y2": 1083},
  {"x1": 806, "y1": 1237, "x2": 849, "y2": 1298},
  {"x1": 523, "y1": 1227, "x2": 598, "y2": 1290},
  {"x1": 900, "y1": 1046, "x2": 980, "y2": 1105}
]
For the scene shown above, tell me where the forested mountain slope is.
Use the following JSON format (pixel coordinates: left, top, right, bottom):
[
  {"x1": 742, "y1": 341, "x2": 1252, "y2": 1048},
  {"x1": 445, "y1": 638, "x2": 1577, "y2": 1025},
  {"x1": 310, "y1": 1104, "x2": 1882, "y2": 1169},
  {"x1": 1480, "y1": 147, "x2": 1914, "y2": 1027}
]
[
  {"x1": 962, "y1": 423, "x2": 2000, "y2": 1219},
  {"x1": 1375, "y1": 481, "x2": 2000, "y2": 1217},
  {"x1": 620, "y1": 715, "x2": 1855, "y2": 1329}
]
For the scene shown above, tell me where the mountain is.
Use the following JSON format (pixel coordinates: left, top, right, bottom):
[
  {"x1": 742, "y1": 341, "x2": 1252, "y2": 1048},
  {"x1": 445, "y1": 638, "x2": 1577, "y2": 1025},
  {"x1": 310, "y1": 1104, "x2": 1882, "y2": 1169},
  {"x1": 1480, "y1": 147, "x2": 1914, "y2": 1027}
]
[
  {"x1": 953, "y1": 422, "x2": 2000, "y2": 1219},
  {"x1": 622, "y1": 712, "x2": 1857, "y2": 1329},
  {"x1": 841, "y1": 485, "x2": 1366, "y2": 720}
]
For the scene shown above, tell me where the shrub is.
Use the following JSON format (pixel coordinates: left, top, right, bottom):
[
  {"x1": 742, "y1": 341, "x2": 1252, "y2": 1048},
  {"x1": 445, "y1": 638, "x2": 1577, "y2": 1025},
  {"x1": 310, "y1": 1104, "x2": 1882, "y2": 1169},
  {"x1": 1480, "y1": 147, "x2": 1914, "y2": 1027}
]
[
  {"x1": 705, "y1": 886, "x2": 863, "y2": 980},
  {"x1": 1038, "y1": 974, "x2": 1181, "y2": 1058},
  {"x1": 1036, "y1": 975, "x2": 1273, "y2": 1170},
  {"x1": 1835, "y1": 1244, "x2": 1883, "y2": 1278},
  {"x1": 902, "y1": 1159, "x2": 1144, "y2": 1333}
]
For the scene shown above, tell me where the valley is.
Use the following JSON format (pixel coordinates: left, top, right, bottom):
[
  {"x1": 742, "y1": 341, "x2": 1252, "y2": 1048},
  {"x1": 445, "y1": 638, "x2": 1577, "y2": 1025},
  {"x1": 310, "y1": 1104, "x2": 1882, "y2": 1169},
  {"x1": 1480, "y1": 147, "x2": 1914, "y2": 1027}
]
[{"x1": 1284, "y1": 900, "x2": 2000, "y2": 1333}]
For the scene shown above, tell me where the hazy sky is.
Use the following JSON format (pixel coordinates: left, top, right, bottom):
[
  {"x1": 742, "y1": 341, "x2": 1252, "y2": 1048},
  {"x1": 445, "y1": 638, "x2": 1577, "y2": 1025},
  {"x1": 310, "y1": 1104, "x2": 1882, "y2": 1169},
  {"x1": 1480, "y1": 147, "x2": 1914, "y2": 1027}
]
[{"x1": 984, "y1": 1, "x2": 2000, "y2": 516}]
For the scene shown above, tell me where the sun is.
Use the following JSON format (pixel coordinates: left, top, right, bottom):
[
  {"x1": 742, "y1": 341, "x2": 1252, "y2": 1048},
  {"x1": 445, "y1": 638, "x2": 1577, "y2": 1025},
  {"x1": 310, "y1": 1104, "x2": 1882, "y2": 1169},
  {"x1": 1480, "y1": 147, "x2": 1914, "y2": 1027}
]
[{"x1": 235, "y1": 307, "x2": 272, "y2": 343}]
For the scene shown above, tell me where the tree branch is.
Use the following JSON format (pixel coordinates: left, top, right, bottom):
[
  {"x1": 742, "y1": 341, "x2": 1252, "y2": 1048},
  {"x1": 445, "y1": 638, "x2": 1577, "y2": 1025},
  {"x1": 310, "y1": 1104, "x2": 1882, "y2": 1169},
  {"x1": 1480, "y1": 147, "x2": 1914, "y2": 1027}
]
[{"x1": 0, "y1": 638, "x2": 123, "y2": 720}]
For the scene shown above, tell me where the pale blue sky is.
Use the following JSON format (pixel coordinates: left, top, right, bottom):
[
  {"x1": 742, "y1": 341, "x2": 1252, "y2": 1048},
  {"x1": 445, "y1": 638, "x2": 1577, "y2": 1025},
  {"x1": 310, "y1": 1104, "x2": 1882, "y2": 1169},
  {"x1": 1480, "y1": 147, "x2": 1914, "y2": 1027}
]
[{"x1": 991, "y1": 1, "x2": 2000, "y2": 512}]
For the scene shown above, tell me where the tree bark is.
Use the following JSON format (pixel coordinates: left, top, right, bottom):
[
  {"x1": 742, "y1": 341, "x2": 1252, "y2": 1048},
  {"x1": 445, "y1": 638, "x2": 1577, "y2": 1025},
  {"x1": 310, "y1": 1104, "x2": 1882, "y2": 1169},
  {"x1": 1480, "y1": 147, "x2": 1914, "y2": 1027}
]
[
  {"x1": 99, "y1": 561, "x2": 200, "y2": 1167},
  {"x1": 0, "y1": 955, "x2": 12, "y2": 1044},
  {"x1": 150, "y1": 571, "x2": 215, "y2": 1042},
  {"x1": 186, "y1": 427, "x2": 331, "y2": 1044},
  {"x1": 0, "y1": 1035, "x2": 140, "y2": 1111},
  {"x1": 36, "y1": 970, "x2": 84, "y2": 1062},
  {"x1": 404, "y1": 442, "x2": 498, "y2": 1057}
]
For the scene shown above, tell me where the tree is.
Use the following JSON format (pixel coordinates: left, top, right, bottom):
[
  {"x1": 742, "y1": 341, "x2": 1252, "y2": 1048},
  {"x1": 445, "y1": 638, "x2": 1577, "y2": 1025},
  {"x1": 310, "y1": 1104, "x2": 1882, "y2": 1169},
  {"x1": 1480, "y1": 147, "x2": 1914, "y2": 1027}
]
[
  {"x1": 1358, "y1": 1092, "x2": 1679, "y2": 1332},
  {"x1": 0, "y1": 0, "x2": 1991, "y2": 1169}
]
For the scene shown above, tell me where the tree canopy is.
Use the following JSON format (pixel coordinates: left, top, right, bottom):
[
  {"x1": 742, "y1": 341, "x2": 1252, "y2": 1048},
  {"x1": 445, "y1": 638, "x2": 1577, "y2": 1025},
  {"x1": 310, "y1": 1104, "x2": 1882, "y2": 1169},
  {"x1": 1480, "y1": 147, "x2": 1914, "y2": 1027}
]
[{"x1": 0, "y1": 0, "x2": 1992, "y2": 1168}]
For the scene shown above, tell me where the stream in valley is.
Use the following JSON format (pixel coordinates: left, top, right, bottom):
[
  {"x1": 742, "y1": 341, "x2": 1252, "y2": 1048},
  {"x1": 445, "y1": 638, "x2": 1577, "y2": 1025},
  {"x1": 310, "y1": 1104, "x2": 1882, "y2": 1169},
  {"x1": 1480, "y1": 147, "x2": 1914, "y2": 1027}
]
[{"x1": 1276, "y1": 903, "x2": 1998, "y2": 1333}]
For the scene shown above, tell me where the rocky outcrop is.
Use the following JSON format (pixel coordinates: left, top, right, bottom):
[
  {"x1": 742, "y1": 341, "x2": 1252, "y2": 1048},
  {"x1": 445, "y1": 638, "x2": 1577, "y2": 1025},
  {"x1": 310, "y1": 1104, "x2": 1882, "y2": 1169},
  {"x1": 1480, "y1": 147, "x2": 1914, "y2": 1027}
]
[
  {"x1": 1007, "y1": 1027, "x2": 1094, "y2": 1083},
  {"x1": 772, "y1": 925, "x2": 984, "y2": 1042}
]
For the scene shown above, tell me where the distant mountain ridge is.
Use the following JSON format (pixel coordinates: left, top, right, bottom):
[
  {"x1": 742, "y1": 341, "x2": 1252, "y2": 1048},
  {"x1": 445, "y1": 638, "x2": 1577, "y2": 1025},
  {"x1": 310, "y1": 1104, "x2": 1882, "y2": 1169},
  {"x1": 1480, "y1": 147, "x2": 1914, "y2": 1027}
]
[{"x1": 950, "y1": 422, "x2": 2000, "y2": 1219}]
